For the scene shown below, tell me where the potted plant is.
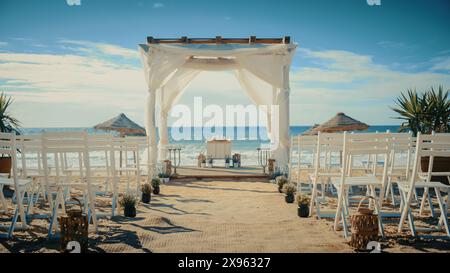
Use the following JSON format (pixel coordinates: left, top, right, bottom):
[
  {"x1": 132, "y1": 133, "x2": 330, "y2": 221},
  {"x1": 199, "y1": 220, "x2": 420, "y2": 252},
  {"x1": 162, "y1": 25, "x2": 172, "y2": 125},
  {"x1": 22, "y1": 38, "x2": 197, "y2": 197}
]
[
  {"x1": 141, "y1": 183, "x2": 151, "y2": 204},
  {"x1": 270, "y1": 171, "x2": 282, "y2": 183},
  {"x1": 283, "y1": 183, "x2": 296, "y2": 203},
  {"x1": 392, "y1": 86, "x2": 450, "y2": 184},
  {"x1": 296, "y1": 194, "x2": 311, "y2": 217},
  {"x1": 0, "y1": 92, "x2": 20, "y2": 175},
  {"x1": 151, "y1": 178, "x2": 161, "y2": 194},
  {"x1": 276, "y1": 176, "x2": 288, "y2": 193},
  {"x1": 158, "y1": 172, "x2": 170, "y2": 183},
  {"x1": 119, "y1": 194, "x2": 137, "y2": 217}
]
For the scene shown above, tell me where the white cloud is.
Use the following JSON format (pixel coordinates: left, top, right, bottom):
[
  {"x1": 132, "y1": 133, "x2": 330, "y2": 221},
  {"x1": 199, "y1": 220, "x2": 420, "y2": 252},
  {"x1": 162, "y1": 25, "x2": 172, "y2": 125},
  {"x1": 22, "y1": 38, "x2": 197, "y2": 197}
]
[
  {"x1": 0, "y1": 49, "x2": 146, "y2": 127},
  {"x1": 1, "y1": 40, "x2": 450, "y2": 128},
  {"x1": 291, "y1": 48, "x2": 450, "y2": 125},
  {"x1": 430, "y1": 56, "x2": 450, "y2": 72},
  {"x1": 153, "y1": 2, "x2": 164, "y2": 8}
]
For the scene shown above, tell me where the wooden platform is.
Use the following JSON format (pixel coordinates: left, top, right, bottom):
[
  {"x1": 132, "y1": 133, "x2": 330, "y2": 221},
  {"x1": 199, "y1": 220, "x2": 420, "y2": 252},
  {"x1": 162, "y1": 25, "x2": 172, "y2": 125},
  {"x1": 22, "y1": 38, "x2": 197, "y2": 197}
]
[{"x1": 171, "y1": 166, "x2": 270, "y2": 180}]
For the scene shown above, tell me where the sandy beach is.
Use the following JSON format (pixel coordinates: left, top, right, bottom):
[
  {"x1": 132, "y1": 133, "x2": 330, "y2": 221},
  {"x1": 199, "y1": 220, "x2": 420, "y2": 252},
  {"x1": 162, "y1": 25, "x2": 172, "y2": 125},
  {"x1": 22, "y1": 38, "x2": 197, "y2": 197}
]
[{"x1": 1, "y1": 173, "x2": 449, "y2": 253}]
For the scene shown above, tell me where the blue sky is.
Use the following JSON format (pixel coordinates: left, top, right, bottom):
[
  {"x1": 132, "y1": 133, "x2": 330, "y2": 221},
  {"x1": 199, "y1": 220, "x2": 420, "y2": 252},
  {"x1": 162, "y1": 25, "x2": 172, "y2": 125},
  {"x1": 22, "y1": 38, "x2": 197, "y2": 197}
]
[{"x1": 0, "y1": 0, "x2": 449, "y2": 127}]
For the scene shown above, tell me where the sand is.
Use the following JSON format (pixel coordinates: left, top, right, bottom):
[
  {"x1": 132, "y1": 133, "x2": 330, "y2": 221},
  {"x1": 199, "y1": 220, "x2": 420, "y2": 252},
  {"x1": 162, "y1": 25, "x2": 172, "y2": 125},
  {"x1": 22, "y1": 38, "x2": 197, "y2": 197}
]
[{"x1": 1, "y1": 174, "x2": 449, "y2": 253}]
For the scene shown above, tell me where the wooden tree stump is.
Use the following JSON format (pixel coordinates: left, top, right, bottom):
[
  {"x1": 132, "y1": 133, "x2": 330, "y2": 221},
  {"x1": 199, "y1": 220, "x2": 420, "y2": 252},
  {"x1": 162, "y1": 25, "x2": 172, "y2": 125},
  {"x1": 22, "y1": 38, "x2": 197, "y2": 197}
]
[{"x1": 164, "y1": 159, "x2": 172, "y2": 175}]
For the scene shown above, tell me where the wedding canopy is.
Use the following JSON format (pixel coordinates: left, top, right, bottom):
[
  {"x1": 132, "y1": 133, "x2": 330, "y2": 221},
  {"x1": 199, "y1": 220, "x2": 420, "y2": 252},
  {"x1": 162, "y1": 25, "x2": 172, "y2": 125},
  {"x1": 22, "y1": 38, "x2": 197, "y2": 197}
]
[{"x1": 139, "y1": 36, "x2": 297, "y2": 175}]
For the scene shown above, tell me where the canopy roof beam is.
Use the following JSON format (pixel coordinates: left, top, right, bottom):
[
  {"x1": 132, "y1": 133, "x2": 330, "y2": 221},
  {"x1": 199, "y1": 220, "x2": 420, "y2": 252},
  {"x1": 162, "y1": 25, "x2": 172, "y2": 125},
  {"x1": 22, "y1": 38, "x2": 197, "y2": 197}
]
[{"x1": 147, "y1": 36, "x2": 291, "y2": 44}]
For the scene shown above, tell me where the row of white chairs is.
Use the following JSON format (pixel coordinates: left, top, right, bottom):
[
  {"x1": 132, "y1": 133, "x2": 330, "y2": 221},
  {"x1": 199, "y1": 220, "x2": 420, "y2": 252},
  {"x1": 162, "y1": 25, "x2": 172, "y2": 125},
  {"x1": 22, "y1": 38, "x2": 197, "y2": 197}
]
[
  {"x1": 290, "y1": 131, "x2": 450, "y2": 238},
  {"x1": 0, "y1": 131, "x2": 149, "y2": 239}
]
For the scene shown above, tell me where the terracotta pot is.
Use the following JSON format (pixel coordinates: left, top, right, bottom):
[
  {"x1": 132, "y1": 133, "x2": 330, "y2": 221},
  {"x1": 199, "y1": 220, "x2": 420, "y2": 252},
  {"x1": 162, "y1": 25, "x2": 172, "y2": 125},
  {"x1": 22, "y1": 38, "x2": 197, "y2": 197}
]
[
  {"x1": 0, "y1": 157, "x2": 12, "y2": 175},
  {"x1": 421, "y1": 157, "x2": 450, "y2": 185}
]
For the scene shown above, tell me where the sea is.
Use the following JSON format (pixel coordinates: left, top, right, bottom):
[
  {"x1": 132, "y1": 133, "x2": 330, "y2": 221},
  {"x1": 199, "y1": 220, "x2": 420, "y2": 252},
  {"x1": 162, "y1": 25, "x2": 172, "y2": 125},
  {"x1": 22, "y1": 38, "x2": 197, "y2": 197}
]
[{"x1": 21, "y1": 126, "x2": 400, "y2": 167}]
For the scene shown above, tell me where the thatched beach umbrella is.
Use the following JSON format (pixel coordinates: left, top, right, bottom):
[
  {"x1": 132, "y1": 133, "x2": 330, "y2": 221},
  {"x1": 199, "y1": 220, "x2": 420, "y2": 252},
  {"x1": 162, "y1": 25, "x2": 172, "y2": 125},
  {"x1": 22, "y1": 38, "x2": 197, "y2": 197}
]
[
  {"x1": 303, "y1": 112, "x2": 369, "y2": 135},
  {"x1": 302, "y1": 124, "x2": 320, "y2": 136},
  {"x1": 94, "y1": 113, "x2": 145, "y2": 172},
  {"x1": 94, "y1": 113, "x2": 145, "y2": 137}
]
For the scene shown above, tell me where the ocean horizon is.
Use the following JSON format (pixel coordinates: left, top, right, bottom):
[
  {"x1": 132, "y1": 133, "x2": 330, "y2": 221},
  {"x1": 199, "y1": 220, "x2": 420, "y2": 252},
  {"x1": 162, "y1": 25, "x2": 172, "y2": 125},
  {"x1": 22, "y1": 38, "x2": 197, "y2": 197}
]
[{"x1": 21, "y1": 126, "x2": 400, "y2": 166}]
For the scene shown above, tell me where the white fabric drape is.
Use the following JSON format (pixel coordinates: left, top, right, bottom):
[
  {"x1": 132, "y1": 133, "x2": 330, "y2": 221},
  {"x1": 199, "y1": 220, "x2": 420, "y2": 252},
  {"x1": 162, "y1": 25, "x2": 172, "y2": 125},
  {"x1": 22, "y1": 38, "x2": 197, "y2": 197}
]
[
  {"x1": 271, "y1": 64, "x2": 291, "y2": 168},
  {"x1": 140, "y1": 44, "x2": 189, "y2": 173},
  {"x1": 145, "y1": 89, "x2": 157, "y2": 177},
  {"x1": 139, "y1": 42, "x2": 297, "y2": 172},
  {"x1": 157, "y1": 68, "x2": 201, "y2": 159},
  {"x1": 234, "y1": 69, "x2": 275, "y2": 140}
]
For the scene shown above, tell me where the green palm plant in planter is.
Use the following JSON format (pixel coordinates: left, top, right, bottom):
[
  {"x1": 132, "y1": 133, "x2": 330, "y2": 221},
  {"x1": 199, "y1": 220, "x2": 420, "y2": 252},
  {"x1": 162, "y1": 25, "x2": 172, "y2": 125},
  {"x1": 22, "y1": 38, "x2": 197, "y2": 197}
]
[
  {"x1": 151, "y1": 178, "x2": 161, "y2": 194},
  {"x1": 282, "y1": 183, "x2": 297, "y2": 203},
  {"x1": 296, "y1": 194, "x2": 311, "y2": 217},
  {"x1": 119, "y1": 194, "x2": 137, "y2": 217},
  {"x1": 0, "y1": 92, "x2": 20, "y2": 175},
  {"x1": 141, "y1": 183, "x2": 151, "y2": 204},
  {"x1": 392, "y1": 86, "x2": 450, "y2": 184},
  {"x1": 276, "y1": 176, "x2": 288, "y2": 193}
]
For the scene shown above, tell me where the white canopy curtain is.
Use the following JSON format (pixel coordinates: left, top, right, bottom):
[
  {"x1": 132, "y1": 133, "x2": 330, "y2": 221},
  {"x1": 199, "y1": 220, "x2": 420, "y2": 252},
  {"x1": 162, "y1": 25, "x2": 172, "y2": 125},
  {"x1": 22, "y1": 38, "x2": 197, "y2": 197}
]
[{"x1": 139, "y1": 42, "x2": 297, "y2": 177}]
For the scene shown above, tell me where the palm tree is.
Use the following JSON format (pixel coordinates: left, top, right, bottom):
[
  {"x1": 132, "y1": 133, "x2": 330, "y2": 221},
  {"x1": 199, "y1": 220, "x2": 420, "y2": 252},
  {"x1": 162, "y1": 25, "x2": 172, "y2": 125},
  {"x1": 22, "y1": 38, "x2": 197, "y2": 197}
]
[
  {"x1": 391, "y1": 89, "x2": 428, "y2": 136},
  {"x1": 391, "y1": 86, "x2": 450, "y2": 136},
  {"x1": 426, "y1": 86, "x2": 450, "y2": 133},
  {"x1": 0, "y1": 92, "x2": 20, "y2": 133}
]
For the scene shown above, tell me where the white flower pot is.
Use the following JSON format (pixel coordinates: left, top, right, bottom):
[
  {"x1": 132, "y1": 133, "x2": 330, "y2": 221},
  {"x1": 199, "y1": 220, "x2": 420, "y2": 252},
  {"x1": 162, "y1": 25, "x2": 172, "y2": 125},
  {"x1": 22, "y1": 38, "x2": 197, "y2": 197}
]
[
  {"x1": 163, "y1": 178, "x2": 170, "y2": 183},
  {"x1": 201, "y1": 163, "x2": 206, "y2": 168}
]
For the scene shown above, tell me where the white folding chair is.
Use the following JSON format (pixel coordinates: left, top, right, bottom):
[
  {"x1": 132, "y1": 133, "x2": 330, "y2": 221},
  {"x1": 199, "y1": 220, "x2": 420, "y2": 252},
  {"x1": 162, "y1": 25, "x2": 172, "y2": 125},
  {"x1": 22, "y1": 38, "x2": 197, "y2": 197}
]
[
  {"x1": 16, "y1": 135, "x2": 46, "y2": 215},
  {"x1": 397, "y1": 132, "x2": 450, "y2": 237},
  {"x1": 384, "y1": 132, "x2": 413, "y2": 206},
  {"x1": 87, "y1": 134, "x2": 119, "y2": 217},
  {"x1": 289, "y1": 135, "x2": 317, "y2": 193},
  {"x1": 113, "y1": 137, "x2": 143, "y2": 197},
  {"x1": 0, "y1": 132, "x2": 32, "y2": 238},
  {"x1": 332, "y1": 132, "x2": 391, "y2": 238},
  {"x1": 418, "y1": 132, "x2": 450, "y2": 218},
  {"x1": 125, "y1": 136, "x2": 148, "y2": 176},
  {"x1": 309, "y1": 132, "x2": 344, "y2": 218},
  {"x1": 17, "y1": 135, "x2": 45, "y2": 179},
  {"x1": 41, "y1": 131, "x2": 98, "y2": 237}
]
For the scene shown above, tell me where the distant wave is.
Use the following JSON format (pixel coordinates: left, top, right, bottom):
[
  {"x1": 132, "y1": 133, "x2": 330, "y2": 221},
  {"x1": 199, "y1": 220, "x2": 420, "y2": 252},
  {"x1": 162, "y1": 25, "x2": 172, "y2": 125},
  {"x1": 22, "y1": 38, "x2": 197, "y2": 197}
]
[{"x1": 20, "y1": 125, "x2": 401, "y2": 167}]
